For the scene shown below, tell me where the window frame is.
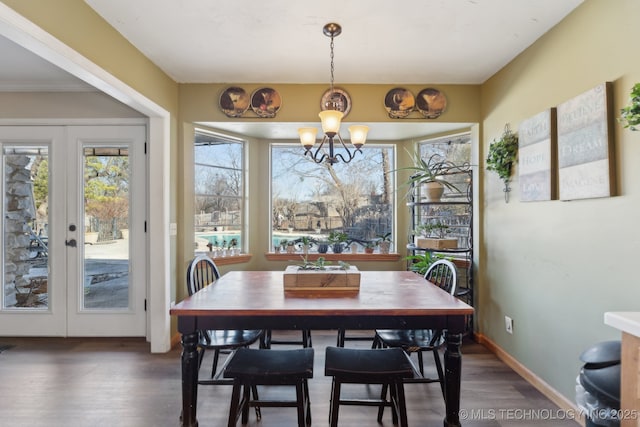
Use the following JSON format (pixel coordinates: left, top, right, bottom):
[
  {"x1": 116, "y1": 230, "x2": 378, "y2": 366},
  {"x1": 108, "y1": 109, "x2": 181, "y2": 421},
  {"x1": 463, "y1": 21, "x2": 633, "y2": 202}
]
[
  {"x1": 193, "y1": 128, "x2": 247, "y2": 255},
  {"x1": 268, "y1": 141, "x2": 397, "y2": 254}
]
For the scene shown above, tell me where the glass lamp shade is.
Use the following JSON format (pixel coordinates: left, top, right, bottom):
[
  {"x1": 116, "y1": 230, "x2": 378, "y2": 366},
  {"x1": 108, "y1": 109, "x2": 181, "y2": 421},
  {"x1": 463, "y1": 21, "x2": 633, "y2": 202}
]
[
  {"x1": 298, "y1": 127, "x2": 318, "y2": 148},
  {"x1": 318, "y1": 110, "x2": 344, "y2": 135},
  {"x1": 348, "y1": 125, "x2": 369, "y2": 147}
]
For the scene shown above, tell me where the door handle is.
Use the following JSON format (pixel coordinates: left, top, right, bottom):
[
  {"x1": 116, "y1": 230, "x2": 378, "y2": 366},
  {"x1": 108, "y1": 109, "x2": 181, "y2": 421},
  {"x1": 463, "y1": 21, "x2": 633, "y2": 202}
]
[{"x1": 65, "y1": 239, "x2": 77, "y2": 247}]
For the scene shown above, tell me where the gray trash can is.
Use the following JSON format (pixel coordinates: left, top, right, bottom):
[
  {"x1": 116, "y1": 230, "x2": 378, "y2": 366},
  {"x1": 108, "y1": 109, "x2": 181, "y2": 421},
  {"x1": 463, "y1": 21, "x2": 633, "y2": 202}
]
[{"x1": 576, "y1": 340, "x2": 621, "y2": 427}]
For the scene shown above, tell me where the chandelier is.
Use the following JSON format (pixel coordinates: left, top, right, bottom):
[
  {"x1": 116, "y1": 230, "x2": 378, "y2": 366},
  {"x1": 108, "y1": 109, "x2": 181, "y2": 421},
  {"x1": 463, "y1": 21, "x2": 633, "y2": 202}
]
[{"x1": 298, "y1": 23, "x2": 369, "y2": 165}]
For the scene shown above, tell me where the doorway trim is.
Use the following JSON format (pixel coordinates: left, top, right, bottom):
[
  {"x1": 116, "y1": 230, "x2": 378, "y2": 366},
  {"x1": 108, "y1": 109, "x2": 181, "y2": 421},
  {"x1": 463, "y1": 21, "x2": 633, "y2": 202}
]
[{"x1": 0, "y1": 4, "x2": 171, "y2": 352}]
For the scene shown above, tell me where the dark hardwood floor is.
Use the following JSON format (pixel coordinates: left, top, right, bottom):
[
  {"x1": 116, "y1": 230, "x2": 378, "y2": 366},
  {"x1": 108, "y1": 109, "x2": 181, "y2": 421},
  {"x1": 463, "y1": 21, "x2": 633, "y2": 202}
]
[{"x1": 0, "y1": 331, "x2": 580, "y2": 426}]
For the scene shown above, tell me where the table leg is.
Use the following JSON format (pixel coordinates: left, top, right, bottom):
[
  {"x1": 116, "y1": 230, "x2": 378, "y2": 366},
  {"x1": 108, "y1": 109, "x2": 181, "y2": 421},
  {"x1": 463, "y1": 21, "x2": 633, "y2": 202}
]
[
  {"x1": 443, "y1": 331, "x2": 462, "y2": 427},
  {"x1": 181, "y1": 332, "x2": 199, "y2": 427}
]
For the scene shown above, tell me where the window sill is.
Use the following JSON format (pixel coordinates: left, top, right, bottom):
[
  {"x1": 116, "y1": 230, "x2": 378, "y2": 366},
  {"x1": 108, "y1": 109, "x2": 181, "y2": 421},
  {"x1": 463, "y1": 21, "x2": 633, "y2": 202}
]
[
  {"x1": 207, "y1": 253, "x2": 253, "y2": 265},
  {"x1": 264, "y1": 252, "x2": 402, "y2": 262}
]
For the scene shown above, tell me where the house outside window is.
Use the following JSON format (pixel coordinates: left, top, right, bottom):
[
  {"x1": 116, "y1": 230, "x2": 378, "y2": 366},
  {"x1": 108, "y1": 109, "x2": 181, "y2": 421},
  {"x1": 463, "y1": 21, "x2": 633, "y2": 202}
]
[
  {"x1": 270, "y1": 143, "x2": 395, "y2": 252},
  {"x1": 193, "y1": 130, "x2": 245, "y2": 254}
]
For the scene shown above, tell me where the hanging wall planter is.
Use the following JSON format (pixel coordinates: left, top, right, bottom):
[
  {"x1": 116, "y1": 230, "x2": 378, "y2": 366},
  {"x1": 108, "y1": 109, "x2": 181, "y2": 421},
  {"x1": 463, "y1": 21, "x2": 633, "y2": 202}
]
[
  {"x1": 486, "y1": 124, "x2": 519, "y2": 203},
  {"x1": 619, "y1": 83, "x2": 640, "y2": 131}
]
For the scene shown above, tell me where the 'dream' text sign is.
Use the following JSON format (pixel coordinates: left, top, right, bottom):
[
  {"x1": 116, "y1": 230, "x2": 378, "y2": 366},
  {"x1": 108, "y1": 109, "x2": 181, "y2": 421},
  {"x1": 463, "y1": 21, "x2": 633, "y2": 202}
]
[{"x1": 556, "y1": 82, "x2": 615, "y2": 201}]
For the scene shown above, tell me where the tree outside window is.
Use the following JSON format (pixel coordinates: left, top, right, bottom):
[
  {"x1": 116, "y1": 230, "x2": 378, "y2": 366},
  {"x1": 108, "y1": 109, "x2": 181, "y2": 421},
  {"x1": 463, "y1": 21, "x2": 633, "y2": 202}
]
[
  {"x1": 271, "y1": 143, "x2": 394, "y2": 250},
  {"x1": 193, "y1": 131, "x2": 244, "y2": 253}
]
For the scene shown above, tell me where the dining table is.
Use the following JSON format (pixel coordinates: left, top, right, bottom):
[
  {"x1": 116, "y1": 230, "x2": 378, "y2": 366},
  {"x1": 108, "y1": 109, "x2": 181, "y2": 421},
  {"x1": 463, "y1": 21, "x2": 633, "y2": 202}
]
[{"x1": 170, "y1": 269, "x2": 474, "y2": 427}]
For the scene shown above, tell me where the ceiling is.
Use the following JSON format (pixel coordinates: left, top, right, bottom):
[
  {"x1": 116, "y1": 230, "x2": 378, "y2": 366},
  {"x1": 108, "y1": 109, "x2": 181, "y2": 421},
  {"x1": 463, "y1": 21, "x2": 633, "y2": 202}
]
[{"x1": 0, "y1": 0, "x2": 584, "y2": 139}]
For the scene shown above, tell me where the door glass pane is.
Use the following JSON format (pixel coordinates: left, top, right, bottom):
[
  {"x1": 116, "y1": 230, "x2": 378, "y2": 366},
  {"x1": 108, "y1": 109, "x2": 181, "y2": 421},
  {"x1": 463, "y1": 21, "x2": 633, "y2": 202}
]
[
  {"x1": 83, "y1": 147, "x2": 130, "y2": 309},
  {"x1": 3, "y1": 146, "x2": 49, "y2": 310}
]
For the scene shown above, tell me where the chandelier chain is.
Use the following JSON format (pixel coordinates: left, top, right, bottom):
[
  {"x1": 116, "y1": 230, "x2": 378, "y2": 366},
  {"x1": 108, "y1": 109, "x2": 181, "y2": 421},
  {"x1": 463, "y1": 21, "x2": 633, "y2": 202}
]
[
  {"x1": 329, "y1": 35, "x2": 335, "y2": 97},
  {"x1": 297, "y1": 22, "x2": 368, "y2": 165}
]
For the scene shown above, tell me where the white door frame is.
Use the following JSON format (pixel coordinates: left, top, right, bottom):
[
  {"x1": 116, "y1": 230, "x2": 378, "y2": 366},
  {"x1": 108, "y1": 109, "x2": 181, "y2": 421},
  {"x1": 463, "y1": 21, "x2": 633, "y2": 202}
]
[
  {"x1": 0, "y1": 125, "x2": 147, "y2": 336},
  {"x1": 66, "y1": 125, "x2": 147, "y2": 336},
  {"x1": 0, "y1": 5, "x2": 172, "y2": 352}
]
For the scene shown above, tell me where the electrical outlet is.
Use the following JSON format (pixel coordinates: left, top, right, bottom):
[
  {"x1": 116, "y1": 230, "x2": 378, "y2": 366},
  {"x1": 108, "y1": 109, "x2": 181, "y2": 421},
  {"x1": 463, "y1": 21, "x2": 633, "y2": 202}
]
[{"x1": 505, "y1": 316, "x2": 513, "y2": 334}]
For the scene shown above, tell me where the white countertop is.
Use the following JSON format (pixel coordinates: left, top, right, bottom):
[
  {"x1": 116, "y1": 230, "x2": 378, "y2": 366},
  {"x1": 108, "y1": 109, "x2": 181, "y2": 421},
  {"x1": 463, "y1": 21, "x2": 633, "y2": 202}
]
[{"x1": 605, "y1": 312, "x2": 640, "y2": 337}]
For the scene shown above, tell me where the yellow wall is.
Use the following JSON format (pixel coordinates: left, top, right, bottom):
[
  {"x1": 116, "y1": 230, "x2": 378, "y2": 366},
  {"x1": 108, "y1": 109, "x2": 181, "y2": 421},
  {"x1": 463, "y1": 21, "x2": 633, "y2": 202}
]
[
  {"x1": 479, "y1": 0, "x2": 640, "y2": 401},
  {"x1": 0, "y1": 92, "x2": 145, "y2": 118},
  {"x1": 177, "y1": 83, "x2": 481, "y2": 300}
]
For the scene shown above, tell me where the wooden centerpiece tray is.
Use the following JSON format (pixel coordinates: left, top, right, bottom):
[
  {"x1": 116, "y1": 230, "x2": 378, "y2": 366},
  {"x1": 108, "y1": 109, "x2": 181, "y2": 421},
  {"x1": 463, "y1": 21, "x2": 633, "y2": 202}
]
[{"x1": 283, "y1": 265, "x2": 360, "y2": 295}]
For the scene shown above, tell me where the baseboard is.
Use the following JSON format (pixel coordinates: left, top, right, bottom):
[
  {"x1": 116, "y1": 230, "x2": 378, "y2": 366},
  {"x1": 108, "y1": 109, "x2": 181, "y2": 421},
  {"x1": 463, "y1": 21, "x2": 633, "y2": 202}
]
[{"x1": 474, "y1": 333, "x2": 585, "y2": 427}]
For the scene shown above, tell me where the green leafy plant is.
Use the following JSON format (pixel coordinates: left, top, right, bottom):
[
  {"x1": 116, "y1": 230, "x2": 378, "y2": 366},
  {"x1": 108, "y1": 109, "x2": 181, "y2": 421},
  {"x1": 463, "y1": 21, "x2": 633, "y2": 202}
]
[
  {"x1": 296, "y1": 256, "x2": 350, "y2": 271},
  {"x1": 396, "y1": 150, "x2": 461, "y2": 193},
  {"x1": 414, "y1": 222, "x2": 449, "y2": 239},
  {"x1": 376, "y1": 232, "x2": 392, "y2": 242},
  {"x1": 405, "y1": 252, "x2": 447, "y2": 275},
  {"x1": 364, "y1": 240, "x2": 378, "y2": 253},
  {"x1": 487, "y1": 124, "x2": 518, "y2": 202},
  {"x1": 327, "y1": 231, "x2": 348, "y2": 244},
  {"x1": 619, "y1": 83, "x2": 640, "y2": 131},
  {"x1": 486, "y1": 124, "x2": 518, "y2": 182}
]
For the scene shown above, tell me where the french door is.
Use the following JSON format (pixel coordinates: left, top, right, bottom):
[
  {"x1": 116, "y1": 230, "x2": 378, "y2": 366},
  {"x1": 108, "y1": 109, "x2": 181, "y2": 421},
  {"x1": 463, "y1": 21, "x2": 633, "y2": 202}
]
[{"x1": 0, "y1": 125, "x2": 146, "y2": 336}]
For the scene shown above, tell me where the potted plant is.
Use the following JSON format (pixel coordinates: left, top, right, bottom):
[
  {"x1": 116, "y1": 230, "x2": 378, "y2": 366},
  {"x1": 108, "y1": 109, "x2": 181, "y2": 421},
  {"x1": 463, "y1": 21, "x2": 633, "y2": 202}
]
[
  {"x1": 228, "y1": 238, "x2": 239, "y2": 255},
  {"x1": 279, "y1": 239, "x2": 287, "y2": 253},
  {"x1": 364, "y1": 241, "x2": 377, "y2": 254},
  {"x1": 619, "y1": 83, "x2": 640, "y2": 131},
  {"x1": 286, "y1": 240, "x2": 296, "y2": 254},
  {"x1": 376, "y1": 232, "x2": 392, "y2": 254},
  {"x1": 328, "y1": 231, "x2": 349, "y2": 254},
  {"x1": 486, "y1": 124, "x2": 518, "y2": 202},
  {"x1": 317, "y1": 239, "x2": 329, "y2": 254},
  {"x1": 396, "y1": 150, "x2": 461, "y2": 202},
  {"x1": 300, "y1": 236, "x2": 311, "y2": 255}
]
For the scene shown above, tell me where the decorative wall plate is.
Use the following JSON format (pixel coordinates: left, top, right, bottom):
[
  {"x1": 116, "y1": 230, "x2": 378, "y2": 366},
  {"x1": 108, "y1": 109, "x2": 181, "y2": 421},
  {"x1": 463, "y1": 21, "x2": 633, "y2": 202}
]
[
  {"x1": 250, "y1": 87, "x2": 282, "y2": 118},
  {"x1": 320, "y1": 87, "x2": 351, "y2": 117},
  {"x1": 416, "y1": 88, "x2": 447, "y2": 119},
  {"x1": 219, "y1": 87, "x2": 249, "y2": 118},
  {"x1": 384, "y1": 87, "x2": 415, "y2": 118}
]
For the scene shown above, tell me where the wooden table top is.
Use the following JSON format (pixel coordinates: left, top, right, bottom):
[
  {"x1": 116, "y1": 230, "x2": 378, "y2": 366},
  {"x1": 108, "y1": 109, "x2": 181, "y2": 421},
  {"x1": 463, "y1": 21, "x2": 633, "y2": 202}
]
[{"x1": 170, "y1": 270, "x2": 473, "y2": 318}]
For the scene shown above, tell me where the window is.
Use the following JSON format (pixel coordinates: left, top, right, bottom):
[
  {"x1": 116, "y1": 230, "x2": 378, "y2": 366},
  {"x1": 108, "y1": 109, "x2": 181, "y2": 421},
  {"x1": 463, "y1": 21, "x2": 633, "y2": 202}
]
[
  {"x1": 194, "y1": 130, "x2": 245, "y2": 253},
  {"x1": 270, "y1": 143, "x2": 395, "y2": 252},
  {"x1": 418, "y1": 132, "x2": 472, "y2": 249},
  {"x1": 418, "y1": 132, "x2": 471, "y2": 166}
]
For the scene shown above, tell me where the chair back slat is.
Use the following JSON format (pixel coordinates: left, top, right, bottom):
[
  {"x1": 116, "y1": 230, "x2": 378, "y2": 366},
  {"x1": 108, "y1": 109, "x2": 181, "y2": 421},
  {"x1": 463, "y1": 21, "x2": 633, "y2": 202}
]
[
  {"x1": 424, "y1": 259, "x2": 457, "y2": 295},
  {"x1": 186, "y1": 254, "x2": 221, "y2": 296}
]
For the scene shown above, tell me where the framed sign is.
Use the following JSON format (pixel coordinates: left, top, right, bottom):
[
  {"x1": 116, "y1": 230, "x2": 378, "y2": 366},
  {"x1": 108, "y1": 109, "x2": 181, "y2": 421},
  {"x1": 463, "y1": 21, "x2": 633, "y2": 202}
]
[
  {"x1": 557, "y1": 82, "x2": 615, "y2": 200},
  {"x1": 518, "y1": 109, "x2": 557, "y2": 201}
]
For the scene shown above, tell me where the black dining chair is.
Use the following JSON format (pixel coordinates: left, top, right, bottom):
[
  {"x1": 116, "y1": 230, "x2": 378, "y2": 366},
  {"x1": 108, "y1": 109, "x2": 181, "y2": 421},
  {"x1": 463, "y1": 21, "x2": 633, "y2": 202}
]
[
  {"x1": 324, "y1": 346, "x2": 418, "y2": 427},
  {"x1": 373, "y1": 259, "x2": 457, "y2": 397},
  {"x1": 335, "y1": 328, "x2": 375, "y2": 347},
  {"x1": 186, "y1": 255, "x2": 264, "y2": 384},
  {"x1": 224, "y1": 347, "x2": 314, "y2": 427},
  {"x1": 263, "y1": 329, "x2": 313, "y2": 348}
]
